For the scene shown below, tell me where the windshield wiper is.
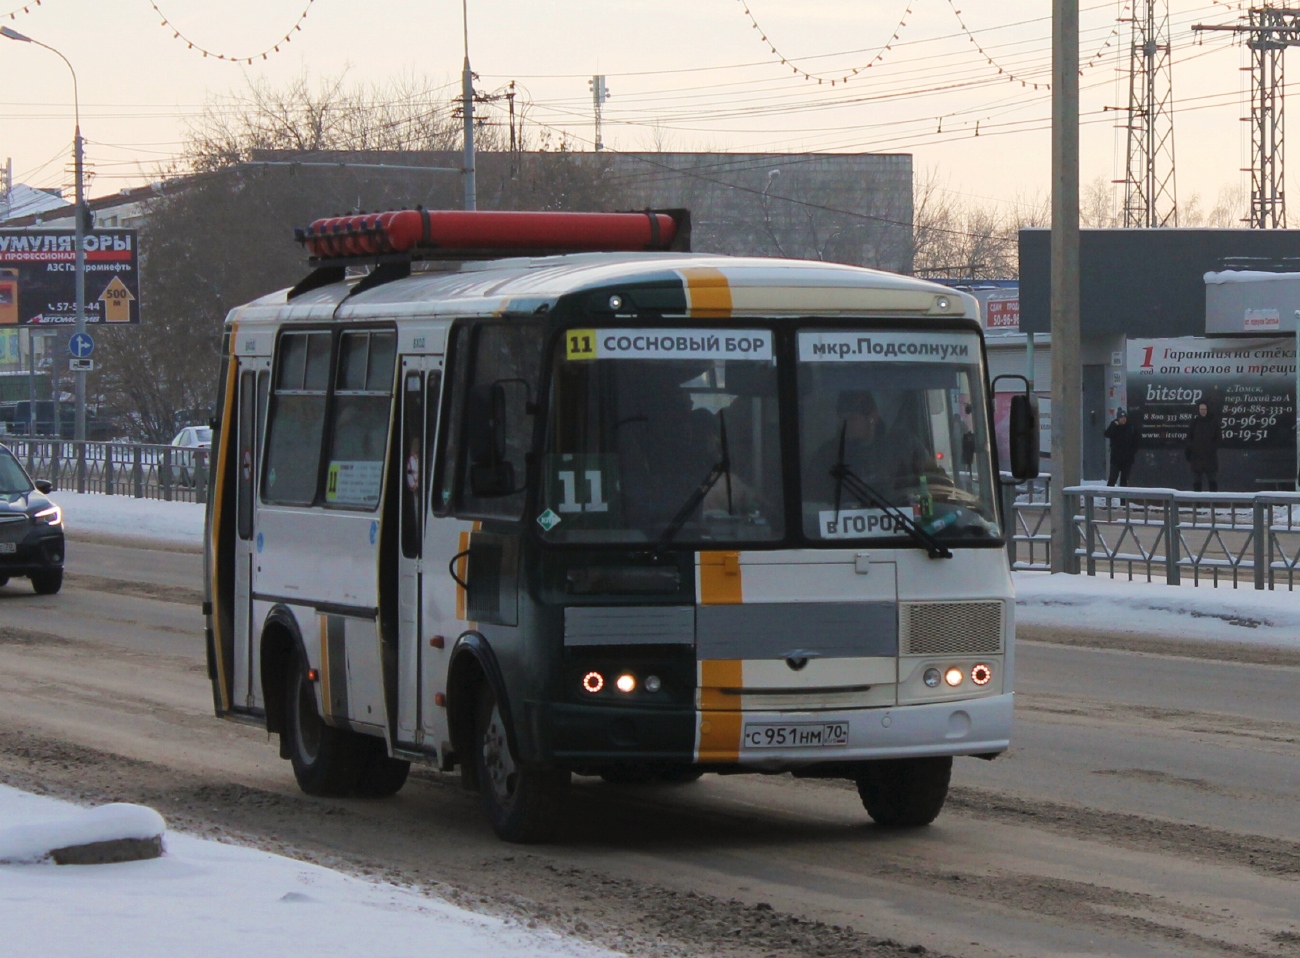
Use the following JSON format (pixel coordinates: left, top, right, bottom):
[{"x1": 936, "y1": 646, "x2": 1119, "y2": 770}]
[
  {"x1": 655, "y1": 412, "x2": 731, "y2": 551},
  {"x1": 828, "y1": 436, "x2": 952, "y2": 560}
]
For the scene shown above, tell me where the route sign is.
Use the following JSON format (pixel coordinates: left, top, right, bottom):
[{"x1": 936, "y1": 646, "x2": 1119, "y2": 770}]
[
  {"x1": 0, "y1": 229, "x2": 141, "y2": 326},
  {"x1": 69, "y1": 332, "x2": 94, "y2": 358}
]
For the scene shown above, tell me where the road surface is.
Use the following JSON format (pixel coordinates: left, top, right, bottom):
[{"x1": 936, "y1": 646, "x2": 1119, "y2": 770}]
[{"x1": 0, "y1": 535, "x2": 1296, "y2": 958}]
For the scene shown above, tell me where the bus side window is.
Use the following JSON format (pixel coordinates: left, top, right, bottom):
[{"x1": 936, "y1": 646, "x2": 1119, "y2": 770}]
[
  {"x1": 324, "y1": 330, "x2": 396, "y2": 510},
  {"x1": 432, "y1": 326, "x2": 469, "y2": 516},
  {"x1": 236, "y1": 371, "x2": 255, "y2": 540},
  {"x1": 457, "y1": 322, "x2": 543, "y2": 521},
  {"x1": 400, "y1": 370, "x2": 424, "y2": 558},
  {"x1": 263, "y1": 331, "x2": 332, "y2": 505}
]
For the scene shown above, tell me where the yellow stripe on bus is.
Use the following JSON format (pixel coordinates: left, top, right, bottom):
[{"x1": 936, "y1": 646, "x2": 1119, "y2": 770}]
[
  {"x1": 208, "y1": 331, "x2": 240, "y2": 712},
  {"x1": 698, "y1": 551, "x2": 743, "y2": 605},
  {"x1": 318, "y1": 614, "x2": 331, "y2": 720},
  {"x1": 680, "y1": 267, "x2": 732, "y2": 318},
  {"x1": 696, "y1": 659, "x2": 743, "y2": 762}
]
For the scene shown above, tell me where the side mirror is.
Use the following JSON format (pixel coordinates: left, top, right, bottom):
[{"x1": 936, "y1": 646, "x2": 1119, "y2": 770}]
[
  {"x1": 34, "y1": 479, "x2": 53, "y2": 494},
  {"x1": 1008, "y1": 393, "x2": 1040, "y2": 480},
  {"x1": 467, "y1": 383, "x2": 515, "y2": 497}
]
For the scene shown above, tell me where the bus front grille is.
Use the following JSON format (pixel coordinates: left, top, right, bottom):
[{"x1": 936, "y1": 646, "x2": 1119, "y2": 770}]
[{"x1": 900, "y1": 601, "x2": 1004, "y2": 655}]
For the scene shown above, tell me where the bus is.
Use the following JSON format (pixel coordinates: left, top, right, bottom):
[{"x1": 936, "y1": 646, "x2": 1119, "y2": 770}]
[{"x1": 204, "y1": 208, "x2": 1035, "y2": 842}]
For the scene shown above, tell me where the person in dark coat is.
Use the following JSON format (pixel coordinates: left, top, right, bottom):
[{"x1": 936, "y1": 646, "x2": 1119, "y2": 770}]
[
  {"x1": 1104, "y1": 408, "x2": 1140, "y2": 486},
  {"x1": 1184, "y1": 401, "x2": 1221, "y2": 492}
]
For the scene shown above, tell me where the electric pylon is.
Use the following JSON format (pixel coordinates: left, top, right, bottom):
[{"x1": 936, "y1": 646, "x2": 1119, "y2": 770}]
[{"x1": 1123, "y1": 0, "x2": 1178, "y2": 227}]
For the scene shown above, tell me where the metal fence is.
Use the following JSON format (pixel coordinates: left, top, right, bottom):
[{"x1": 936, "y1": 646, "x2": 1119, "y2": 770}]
[
  {"x1": 1000, "y1": 474, "x2": 1052, "y2": 572},
  {"x1": 1064, "y1": 486, "x2": 1300, "y2": 590},
  {"x1": 5, "y1": 438, "x2": 208, "y2": 504}
]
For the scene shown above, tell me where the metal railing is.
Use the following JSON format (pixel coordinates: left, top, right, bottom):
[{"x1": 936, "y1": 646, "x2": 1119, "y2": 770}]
[
  {"x1": 1065, "y1": 486, "x2": 1300, "y2": 590},
  {"x1": 4, "y1": 438, "x2": 208, "y2": 504},
  {"x1": 1000, "y1": 474, "x2": 1052, "y2": 572}
]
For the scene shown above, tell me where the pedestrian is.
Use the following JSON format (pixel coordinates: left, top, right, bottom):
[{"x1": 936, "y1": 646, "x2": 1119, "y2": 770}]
[
  {"x1": 1103, "y1": 408, "x2": 1140, "y2": 487},
  {"x1": 1184, "y1": 401, "x2": 1221, "y2": 492}
]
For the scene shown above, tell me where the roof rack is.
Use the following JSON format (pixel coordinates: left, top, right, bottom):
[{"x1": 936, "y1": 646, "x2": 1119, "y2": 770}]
[{"x1": 287, "y1": 208, "x2": 691, "y2": 300}]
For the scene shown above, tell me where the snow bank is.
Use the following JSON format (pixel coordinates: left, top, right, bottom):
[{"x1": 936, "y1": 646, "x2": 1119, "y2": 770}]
[
  {"x1": 53, "y1": 491, "x2": 202, "y2": 548},
  {"x1": 0, "y1": 786, "x2": 617, "y2": 958},
  {"x1": 0, "y1": 803, "x2": 165, "y2": 864},
  {"x1": 1015, "y1": 571, "x2": 1300, "y2": 649}
]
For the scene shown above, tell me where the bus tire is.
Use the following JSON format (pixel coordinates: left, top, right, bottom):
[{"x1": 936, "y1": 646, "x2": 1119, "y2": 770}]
[
  {"x1": 284, "y1": 658, "x2": 360, "y2": 797},
  {"x1": 854, "y1": 756, "x2": 952, "y2": 827},
  {"x1": 30, "y1": 570, "x2": 63, "y2": 595},
  {"x1": 475, "y1": 686, "x2": 569, "y2": 843},
  {"x1": 354, "y1": 738, "x2": 411, "y2": 798}
]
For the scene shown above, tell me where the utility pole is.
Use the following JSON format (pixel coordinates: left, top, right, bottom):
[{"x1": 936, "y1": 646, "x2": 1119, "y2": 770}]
[
  {"x1": 1195, "y1": 8, "x2": 1300, "y2": 228},
  {"x1": 461, "y1": 0, "x2": 476, "y2": 211},
  {"x1": 589, "y1": 75, "x2": 610, "y2": 151},
  {"x1": 1051, "y1": 0, "x2": 1081, "y2": 574},
  {"x1": 1122, "y1": 0, "x2": 1178, "y2": 227}
]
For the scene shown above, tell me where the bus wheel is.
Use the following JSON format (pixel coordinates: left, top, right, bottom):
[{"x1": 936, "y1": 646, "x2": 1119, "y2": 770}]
[
  {"x1": 854, "y1": 756, "x2": 952, "y2": 827},
  {"x1": 285, "y1": 659, "x2": 359, "y2": 797},
  {"x1": 354, "y1": 738, "x2": 411, "y2": 798},
  {"x1": 30, "y1": 570, "x2": 63, "y2": 595},
  {"x1": 475, "y1": 687, "x2": 569, "y2": 843}
]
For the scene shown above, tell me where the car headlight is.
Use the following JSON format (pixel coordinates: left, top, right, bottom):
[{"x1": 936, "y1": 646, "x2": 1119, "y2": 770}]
[{"x1": 34, "y1": 504, "x2": 62, "y2": 526}]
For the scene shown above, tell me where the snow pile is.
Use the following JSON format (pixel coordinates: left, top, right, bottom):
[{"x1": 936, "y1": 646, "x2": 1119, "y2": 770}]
[
  {"x1": 0, "y1": 787, "x2": 618, "y2": 958},
  {"x1": 52, "y1": 490, "x2": 202, "y2": 548},
  {"x1": 1015, "y1": 571, "x2": 1300, "y2": 649},
  {"x1": 0, "y1": 802, "x2": 165, "y2": 864}
]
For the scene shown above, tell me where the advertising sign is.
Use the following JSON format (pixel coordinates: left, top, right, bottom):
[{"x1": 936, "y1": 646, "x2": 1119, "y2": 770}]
[
  {"x1": 985, "y1": 297, "x2": 1019, "y2": 330},
  {"x1": 1126, "y1": 337, "x2": 1296, "y2": 489},
  {"x1": 0, "y1": 229, "x2": 140, "y2": 326}
]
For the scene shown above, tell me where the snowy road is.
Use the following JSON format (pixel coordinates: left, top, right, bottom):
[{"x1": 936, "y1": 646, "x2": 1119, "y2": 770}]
[{"x1": 0, "y1": 526, "x2": 1298, "y2": 957}]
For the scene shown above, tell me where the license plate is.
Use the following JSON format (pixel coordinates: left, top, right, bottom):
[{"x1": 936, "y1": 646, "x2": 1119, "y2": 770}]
[
  {"x1": 0, "y1": 542, "x2": 15, "y2": 553},
  {"x1": 743, "y1": 722, "x2": 849, "y2": 749}
]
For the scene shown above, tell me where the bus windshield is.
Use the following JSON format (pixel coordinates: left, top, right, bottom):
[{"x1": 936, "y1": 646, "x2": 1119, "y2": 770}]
[
  {"x1": 540, "y1": 328, "x2": 784, "y2": 544},
  {"x1": 797, "y1": 329, "x2": 1000, "y2": 543}
]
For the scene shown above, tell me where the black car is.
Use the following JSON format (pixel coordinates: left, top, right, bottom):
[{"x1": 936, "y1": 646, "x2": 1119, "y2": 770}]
[{"x1": 0, "y1": 442, "x2": 64, "y2": 594}]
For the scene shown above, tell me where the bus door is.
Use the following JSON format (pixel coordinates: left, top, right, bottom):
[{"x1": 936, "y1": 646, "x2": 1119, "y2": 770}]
[
  {"x1": 232, "y1": 357, "x2": 270, "y2": 711},
  {"x1": 396, "y1": 355, "x2": 444, "y2": 749}
]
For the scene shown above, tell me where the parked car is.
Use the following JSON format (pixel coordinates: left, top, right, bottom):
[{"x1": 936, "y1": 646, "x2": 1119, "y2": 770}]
[
  {"x1": 0, "y1": 442, "x2": 64, "y2": 594},
  {"x1": 170, "y1": 425, "x2": 212, "y2": 487}
]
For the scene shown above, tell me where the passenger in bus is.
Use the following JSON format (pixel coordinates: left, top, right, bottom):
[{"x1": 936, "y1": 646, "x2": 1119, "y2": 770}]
[{"x1": 809, "y1": 389, "x2": 941, "y2": 504}]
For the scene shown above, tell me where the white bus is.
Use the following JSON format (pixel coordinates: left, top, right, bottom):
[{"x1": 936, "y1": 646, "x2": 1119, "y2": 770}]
[{"x1": 204, "y1": 209, "x2": 1034, "y2": 842}]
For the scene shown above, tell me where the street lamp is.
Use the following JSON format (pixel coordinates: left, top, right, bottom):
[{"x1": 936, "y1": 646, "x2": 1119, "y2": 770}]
[{"x1": 1, "y1": 26, "x2": 88, "y2": 449}]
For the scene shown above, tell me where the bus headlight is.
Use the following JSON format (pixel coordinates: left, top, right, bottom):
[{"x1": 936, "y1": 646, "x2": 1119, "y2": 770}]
[
  {"x1": 923, "y1": 668, "x2": 941, "y2": 688},
  {"x1": 615, "y1": 673, "x2": 636, "y2": 693},
  {"x1": 644, "y1": 675, "x2": 662, "y2": 693},
  {"x1": 944, "y1": 667, "x2": 964, "y2": 687},
  {"x1": 971, "y1": 663, "x2": 993, "y2": 686}
]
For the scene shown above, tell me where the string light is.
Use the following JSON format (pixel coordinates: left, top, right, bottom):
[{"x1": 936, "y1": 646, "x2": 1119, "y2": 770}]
[
  {"x1": 147, "y1": 0, "x2": 315, "y2": 65},
  {"x1": 4, "y1": 0, "x2": 43, "y2": 22},
  {"x1": 735, "y1": 0, "x2": 913, "y2": 86},
  {"x1": 1081, "y1": 0, "x2": 1130, "y2": 73},
  {"x1": 945, "y1": 0, "x2": 1051, "y2": 91}
]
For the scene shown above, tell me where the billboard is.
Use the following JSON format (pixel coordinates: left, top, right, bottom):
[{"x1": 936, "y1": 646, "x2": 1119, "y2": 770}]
[
  {"x1": 1126, "y1": 337, "x2": 1296, "y2": 490},
  {"x1": 0, "y1": 229, "x2": 140, "y2": 326}
]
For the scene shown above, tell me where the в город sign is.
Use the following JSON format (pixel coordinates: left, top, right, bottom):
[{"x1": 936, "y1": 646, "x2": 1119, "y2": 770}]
[{"x1": 0, "y1": 229, "x2": 140, "y2": 326}]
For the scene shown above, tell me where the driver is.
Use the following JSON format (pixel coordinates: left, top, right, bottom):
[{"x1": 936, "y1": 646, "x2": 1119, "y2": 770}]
[{"x1": 808, "y1": 390, "x2": 941, "y2": 504}]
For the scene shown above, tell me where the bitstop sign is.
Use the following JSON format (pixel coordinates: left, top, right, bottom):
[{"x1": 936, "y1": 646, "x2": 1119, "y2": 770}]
[{"x1": 0, "y1": 229, "x2": 141, "y2": 326}]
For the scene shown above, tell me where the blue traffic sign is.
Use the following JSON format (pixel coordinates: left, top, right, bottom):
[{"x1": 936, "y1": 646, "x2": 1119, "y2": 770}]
[{"x1": 69, "y1": 332, "x2": 94, "y2": 358}]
